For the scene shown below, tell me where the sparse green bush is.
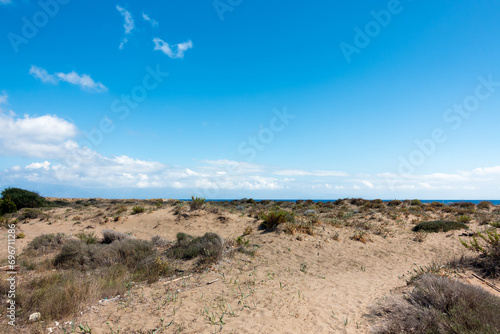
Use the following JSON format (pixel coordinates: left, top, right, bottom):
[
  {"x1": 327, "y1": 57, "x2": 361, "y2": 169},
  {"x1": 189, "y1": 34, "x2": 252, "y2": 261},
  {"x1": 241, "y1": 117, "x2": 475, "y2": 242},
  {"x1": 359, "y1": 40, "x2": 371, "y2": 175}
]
[
  {"x1": 387, "y1": 200, "x2": 402, "y2": 207},
  {"x1": 25, "y1": 233, "x2": 67, "y2": 254},
  {"x1": 372, "y1": 274, "x2": 500, "y2": 334},
  {"x1": 0, "y1": 195, "x2": 17, "y2": 215},
  {"x1": 190, "y1": 196, "x2": 205, "y2": 211},
  {"x1": 132, "y1": 205, "x2": 145, "y2": 214},
  {"x1": 75, "y1": 231, "x2": 99, "y2": 244},
  {"x1": 166, "y1": 232, "x2": 224, "y2": 263},
  {"x1": 478, "y1": 201, "x2": 492, "y2": 210},
  {"x1": 1, "y1": 187, "x2": 46, "y2": 210},
  {"x1": 457, "y1": 215, "x2": 472, "y2": 223},
  {"x1": 410, "y1": 199, "x2": 422, "y2": 206},
  {"x1": 259, "y1": 208, "x2": 295, "y2": 231},
  {"x1": 412, "y1": 220, "x2": 468, "y2": 233},
  {"x1": 460, "y1": 230, "x2": 499, "y2": 277},
  {"x1": 20, "y1": 208, "x2": 43, "y2": 220}
]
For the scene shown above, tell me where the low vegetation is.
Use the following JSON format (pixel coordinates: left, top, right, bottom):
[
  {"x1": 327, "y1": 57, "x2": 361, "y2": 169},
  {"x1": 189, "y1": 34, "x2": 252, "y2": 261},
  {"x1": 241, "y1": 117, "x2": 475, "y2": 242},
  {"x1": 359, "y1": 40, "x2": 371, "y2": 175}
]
[
  {"x1": 372, "y1": 274, "x2": 500, "y2": 333},
  {"x1": 460, "y1": 230, "x2": 500, "y2": 277},
  {"x1": 190, "y1": 196, "x2": 206, "y2": 211},
  {"x1": 412, "y1": 220, "x2": 468, "y2": 233}
]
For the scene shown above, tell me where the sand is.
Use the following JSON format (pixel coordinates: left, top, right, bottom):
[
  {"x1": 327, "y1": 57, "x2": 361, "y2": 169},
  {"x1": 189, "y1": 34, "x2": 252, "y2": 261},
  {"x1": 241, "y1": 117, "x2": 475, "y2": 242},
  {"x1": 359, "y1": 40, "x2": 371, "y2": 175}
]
[{"x1": 1, "y1": 200, "x2": 499, "y2": 333}]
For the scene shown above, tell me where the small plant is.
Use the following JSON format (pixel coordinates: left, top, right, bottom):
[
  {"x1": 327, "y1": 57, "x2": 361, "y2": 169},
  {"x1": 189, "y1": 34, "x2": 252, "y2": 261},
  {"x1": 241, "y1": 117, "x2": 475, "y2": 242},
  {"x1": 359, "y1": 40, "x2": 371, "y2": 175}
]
[
  {"x1": 387, "y1": 200, "x2": 402, "y2": 207},
  {"x1": 132, "y1": 206, "x2": 145, "y2": 214},
  {"x1": 413, "y1": 231, "x2": 427, "y2": 243},
  {"x1": 190, "y1": 196, "x2": 205, "y2": 211},
  {"x1": 259, "y1": 208, "x2": 294, "y2": 231},
  {"x1": 457, "y1": 215, "x2": 472, "y2": 223},
  {"x1": 16, "y1": 232, "x2": 26, "y2": 239},
  {"x1": 350, "y1": 230, "x2": 370, "y2": 243},
  {"x1": 76, "y1": 231, "x2": 99, "y2": 244},
  {"x1": 300, "y1": 262, "x2": 308, "y2": 273},
  {"x1": 412, "y1": 220, "x2": 468, "y2": 233},
  {"x1": 236, "y1": 236, "x2": 250, "y2": 247},
  {"x1": 410, "y1": 199, "x2": 422, "y2": 206},
  {"x1": 460, "y1": 230, "x2": 499, "y2": 277},
  {"x1": 243, "y1": 226, "x2": 253, "y2": 235}
]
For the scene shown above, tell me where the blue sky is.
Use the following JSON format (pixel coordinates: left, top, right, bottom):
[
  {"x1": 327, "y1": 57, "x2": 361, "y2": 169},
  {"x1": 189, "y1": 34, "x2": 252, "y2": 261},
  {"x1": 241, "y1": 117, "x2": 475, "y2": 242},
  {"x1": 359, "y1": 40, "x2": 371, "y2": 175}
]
[{"x1": 1, "y1": 0, "x2": 500, "y2": 199}]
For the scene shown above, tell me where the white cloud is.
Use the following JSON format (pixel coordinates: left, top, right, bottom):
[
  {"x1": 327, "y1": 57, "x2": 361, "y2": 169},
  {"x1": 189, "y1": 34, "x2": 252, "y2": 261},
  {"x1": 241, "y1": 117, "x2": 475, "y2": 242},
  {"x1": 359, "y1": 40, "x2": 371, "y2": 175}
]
[
  {"x1": 116, "y1": 5, "x2": 134, "y2": 49},
  {"x1": 0, "y1": 91, "x2": 7, "y2": 105},
  {"x1": 29, "y1": 65, "x2": 58, "y2": 84},
  {"x1": 29, "y1": 66, "x2": 107, "y2": 92},
  {"x1": 153, "y1": 38, "x2": 193, "y2": 59},
  {"x1": 274, "y1": 169, "x2": 349, "y2": 177},
  {"x1": 116, "y1": 5, "x2": 135, "y2": 34},
  {"x1": 0, "y1": 112, "x2": 78, "y2": 158},
  {"x1": 26, "y1": 161, "x2": 51, "y2": 170},
  {"x1": 142, "y1": 12, "x2": 158, "y2": 27},
  {"x1": 55, "y1": 71, "x2": 107, "y2": 92}
]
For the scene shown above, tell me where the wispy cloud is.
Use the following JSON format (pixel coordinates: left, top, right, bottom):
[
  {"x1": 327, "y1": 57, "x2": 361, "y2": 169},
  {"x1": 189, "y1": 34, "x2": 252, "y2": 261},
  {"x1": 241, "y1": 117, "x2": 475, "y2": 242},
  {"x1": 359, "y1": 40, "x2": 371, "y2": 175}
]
[
  {"x1": 0, "y1": 91, "x2": 8, "y2": 105},
  {"x1": 116, "y1": 5, "x2": 134, "y2": 49},
  {"x1": 142, "y1": 12, "x2": 158, "y2": 27},
  {"x1": 153, "y1": 38, "x2": 193, "y2": 59},
  {"x1": 274, "y1": 169, "x2": 349, "y2": 177},
  {"x1": 29, "y1": 65, "x2": 108, "y2": 92}
]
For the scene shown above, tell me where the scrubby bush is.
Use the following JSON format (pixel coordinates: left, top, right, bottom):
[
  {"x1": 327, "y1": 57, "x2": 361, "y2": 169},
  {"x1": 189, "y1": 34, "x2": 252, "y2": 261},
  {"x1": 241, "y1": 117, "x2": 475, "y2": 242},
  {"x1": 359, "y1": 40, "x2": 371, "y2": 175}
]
[
  {"x1": 350, "y1": 198, "x2": 367, "y2": 206},
  {"x1": 102, "y1": 229, "x2": 130, "y2": 244},
  {"x1": 259, "y1": 208, "x2": 295, "y2": 231},
  {"x1": 166, "y1": 232, "x2": 224, "y2": 263},
  {"x1": 457, "y1": 215, "x2": 472, "y2": 223},
  {"x1": 478, "y1": 201, "x2": 493, "y2": 210},
  {"x1": 372, "y1": 274, "x2": 500, "y2": 334},
  {"x1": 20, "y1": 208, "x2": 43, "y2": 220},
  {"x1": 132, "y1": 205, "x2": 145, "y2": 214},
  {"x1": 75, "y1": 231, "x2": 99, "y2": 244},
  {"x1": 151, "y1": 235, "x2": 169, "y2": 247},
  {"x1": 410, "y1": 199, "x2": 422, "y2": 206},
  {"x1": 25, "y1": 233, "x2": 67, "y2": 254},
  {"x1": 412, "y1": 220, "x2": 468, "y2": 233},
  {"x1": 1, "y1": 187, "x2": 46, "y2": 209},
  {"x1": 190, "y1": 196, "x2": 205, "y2": 211},
  {"x1": 387, "y1": 200, "x2": 402, "y2": 207},
  {"x1": 0, "y1": 195, "x2": 17, "y2": 215},
  {"x1": 461, "y1": 230, "x2": 499, "y2": 277}
]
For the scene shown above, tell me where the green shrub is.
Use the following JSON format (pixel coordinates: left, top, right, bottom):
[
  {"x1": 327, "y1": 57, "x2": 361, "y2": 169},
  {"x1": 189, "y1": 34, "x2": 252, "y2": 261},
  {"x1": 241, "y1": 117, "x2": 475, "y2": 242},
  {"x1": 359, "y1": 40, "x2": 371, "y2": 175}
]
[
  {"x1": 412, "y1": 220, "x2": 468, "y2": 233},
  {"x1": 478, "y1": 201, "x2": 492, "y2": 210},
  {"x1": 460, "y1": 230, "x2": 499, "y2": 277},
  {"x1": 457, "y1": 215, "x2": 472, "y2": 223},
  {"x1": 410, "y1": 199, "x2": 422, "y2": 206},
  {"x1": 259, "y1": 208, "x2": 294, "y2": 231},
  {"x1": 102, "y1": 229, "x2": 130, "y2": 244},
  {"x1": 20, "y1": 208, "x2": 43, "y2": 220},
  {"x1": 0, "y1": 195, "x2": 17, "y2": 215},
  {"x1": 132, "y1": 205, "x2": 145, "y2": 214},
  {"x1": 387, "y1": 200, "x2": 402, "y2": 207},
  {"x1": 25, "y1": 233, "x2": 67, "y2": 254},
  {"x1": 372, "y1": 274, "x2": 500, "y2": 334},
  {"x1": 1, "y1": 187, "x2": 46, "y2": 209},
  {"x1": 190, "y1": 196, "x2": 205, "y2": 211},
  {"x1": 75, "y1": 231, "x2": 99, "y2": 244},
  {"x1": 166, "y1": 232, "x2": 224, "y2": 263}
]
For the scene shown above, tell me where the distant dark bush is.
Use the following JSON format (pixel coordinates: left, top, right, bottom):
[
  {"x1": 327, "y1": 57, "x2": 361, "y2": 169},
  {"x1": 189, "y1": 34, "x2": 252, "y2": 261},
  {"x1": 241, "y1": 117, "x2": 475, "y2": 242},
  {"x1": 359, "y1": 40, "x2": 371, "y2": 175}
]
[
  {"x1": 429, "y1": 201, "x2": 445, "y2": 208},
  {"x1": 372, "y1": 274, "x2": 500, "y2": 334},
  {"x1": 387, "y1": 200, "x2": 402, "y2": 207},
  {"x1": 478, "y1": 201, "x2": 493, "y2": 210},
  {"x1": 410, "y1": 199, "x2": 422, "y2": 206},
  {"x1": 451, "y1": 201, "x2": 476, "y2": 209},
  {"x1": 350, "y1": 198, "x2": 367, "y2": 206},
  {"x1": 166, "y1": 232, "x2": 224, "y2": 263},
  {"x1": 412, "y1": 220, "x2": 468, "y2": 233},
  {"x1": 1, "y1": 187, "x2": 46, "y2": 209},
  {"x1": 371, "y1": 199, "x2": 383, "y2": 204},
  {"x1": 0, "y1": 195, "x2": 17, "y2": 215},
  {"x1": 20, "y1": 208, "x2": 43, "y2": 220}
]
